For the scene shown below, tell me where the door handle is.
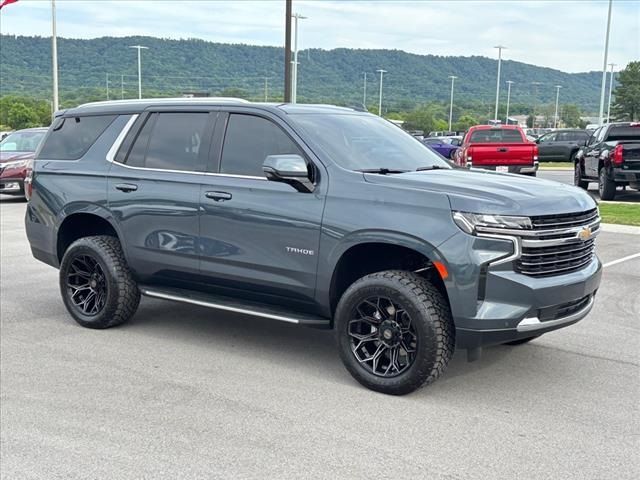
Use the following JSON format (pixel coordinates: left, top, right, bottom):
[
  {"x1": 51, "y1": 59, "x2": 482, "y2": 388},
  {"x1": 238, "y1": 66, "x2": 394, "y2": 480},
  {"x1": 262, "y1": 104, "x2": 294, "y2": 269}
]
[
  {"x1": 115, "y1": 183, "x2": 138, "y2": 192},
  {"x1": 205, "y1": 191, "x2": 232, "y2": 202}
]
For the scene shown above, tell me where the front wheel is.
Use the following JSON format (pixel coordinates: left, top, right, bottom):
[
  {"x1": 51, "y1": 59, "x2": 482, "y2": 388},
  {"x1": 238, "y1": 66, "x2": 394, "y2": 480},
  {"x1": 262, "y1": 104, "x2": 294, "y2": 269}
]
[
  {"x1": 59, "y1": 235, "x2": 140, "y2": 329},
  {"x1": 598, "y1": 168, "x2": 617, "y2": 200},
  {"x1": 574, "y1": 161, "x2": 589, "y2": 190},
  {"x1": 335, "y1": 270, "x2": 455, "y2": 395}
]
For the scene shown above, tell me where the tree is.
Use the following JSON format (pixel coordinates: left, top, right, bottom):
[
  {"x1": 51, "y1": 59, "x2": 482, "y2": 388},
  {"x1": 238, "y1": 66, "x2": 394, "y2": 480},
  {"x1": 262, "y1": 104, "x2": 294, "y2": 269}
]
[
  {"x1": 612, "y1": 61, "x2": 640, "y2": 121},
  {"x1": 561, "y1": 104, "x2": 582, "y2": 127},
  {"x1": 454, "y1": 115, "x2": 478, "y2": 131},
  {"x1": 7, "y1": 103, "x2": 39, "y2": 130}
]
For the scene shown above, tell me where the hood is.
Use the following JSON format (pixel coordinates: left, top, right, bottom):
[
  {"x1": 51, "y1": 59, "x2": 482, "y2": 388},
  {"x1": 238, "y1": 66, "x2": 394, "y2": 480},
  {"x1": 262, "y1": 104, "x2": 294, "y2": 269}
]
[
  {"x1": 363, "y1": 168, "x2": 597, "y2": 216},
  {"x1": 0, "y1": 151, "x2": 35, "y2": 163}
]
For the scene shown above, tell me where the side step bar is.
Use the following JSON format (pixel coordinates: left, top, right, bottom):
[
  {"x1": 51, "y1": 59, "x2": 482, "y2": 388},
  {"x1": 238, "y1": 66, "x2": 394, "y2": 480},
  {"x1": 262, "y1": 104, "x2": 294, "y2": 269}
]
[{"x1": 140, "y1": 286, "x2": 330, "y2": 327}]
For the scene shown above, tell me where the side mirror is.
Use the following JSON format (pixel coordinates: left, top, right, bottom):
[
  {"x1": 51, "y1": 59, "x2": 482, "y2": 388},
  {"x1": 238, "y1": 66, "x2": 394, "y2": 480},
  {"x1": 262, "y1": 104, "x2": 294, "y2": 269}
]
[{"x1": 263, "y1": 154, "x2": 314, "y2": 193}]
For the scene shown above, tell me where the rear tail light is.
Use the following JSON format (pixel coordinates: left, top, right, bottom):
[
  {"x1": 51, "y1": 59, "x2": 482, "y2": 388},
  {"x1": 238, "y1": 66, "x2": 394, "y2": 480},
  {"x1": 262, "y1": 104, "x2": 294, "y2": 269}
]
[
  {"x1": 24, "y1": 159, "x2": 34, "y2": 201},
  {"x1": 533, "y1": 145, "x2": 539, "y2": 161},
  {"x1": 612, "y1": 144, "x2": 624, "y2": 166}
]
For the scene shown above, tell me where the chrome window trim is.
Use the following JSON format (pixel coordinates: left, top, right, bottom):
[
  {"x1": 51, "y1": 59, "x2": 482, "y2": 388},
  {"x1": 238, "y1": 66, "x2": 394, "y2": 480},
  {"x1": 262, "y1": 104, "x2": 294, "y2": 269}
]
[{"x1": 105, "y1": 113, "x2": 267, "y2": 180}]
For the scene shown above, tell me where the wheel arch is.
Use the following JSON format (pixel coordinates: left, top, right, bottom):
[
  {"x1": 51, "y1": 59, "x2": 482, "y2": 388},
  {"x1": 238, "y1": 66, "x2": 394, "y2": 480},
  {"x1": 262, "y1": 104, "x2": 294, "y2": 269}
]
[
  {"x1": 325, "y1": 231, "x2": 450, "y2": 319},
  {"x1": 56, "y1": 204, "x2": 124, "y2": 262}
]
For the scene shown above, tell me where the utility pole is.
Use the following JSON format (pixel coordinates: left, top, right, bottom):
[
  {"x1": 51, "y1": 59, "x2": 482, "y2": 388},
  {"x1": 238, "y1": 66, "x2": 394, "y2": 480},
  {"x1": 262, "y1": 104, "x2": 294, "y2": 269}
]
[
  {"x1": 598, "y1": 0, "x2": 613, "y2": 125},
  {"x1": 264, "y1": 77, "x2": 269, "y2": 102},
  {"x1": 291, "y1": 12, "x2": 307, "y2": 104},
  {"x1": 363, "y1": 72, "x2": 367, "y2": 108},
  {"x1": 129, "y1": 45, "x2": 149, "y2": 99},
  {"x1": 51, "y1": 0, "x2": 59, "y2": 114},
  {"x1": 121, "y1": 74, "x2": 124, "y2": 99},
  {"x1": 607, "y1": 63, "x2": 616, "y2": 123},
  {"x1": 494, "y1": 45, "x2": 506, "y2": 121},
  {"x1": 448, "y1": 75, "x2": 457, "y2": 131},
  {"x1": 553, "y1": 85, "x2": 562, "y2": 128},
  {"x1": 376, "y1": 69, "x2": 387, "y2": 117},
  {"x1": 505, "y1": 80, "x2": 514, "y2": 124},
  {"x1": 284, "y1": 0, "x2": 292, "y2": 102},
  {"x1": 106, "y1": 73, "x2": 109, "y2": 100}
]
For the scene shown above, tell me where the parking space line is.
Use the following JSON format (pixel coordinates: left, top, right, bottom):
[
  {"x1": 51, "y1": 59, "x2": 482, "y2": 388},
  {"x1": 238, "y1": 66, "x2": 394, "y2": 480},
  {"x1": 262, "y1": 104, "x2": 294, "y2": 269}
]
[{"x1": 603, "y1": 253, "x2": 640, "y2": 268}]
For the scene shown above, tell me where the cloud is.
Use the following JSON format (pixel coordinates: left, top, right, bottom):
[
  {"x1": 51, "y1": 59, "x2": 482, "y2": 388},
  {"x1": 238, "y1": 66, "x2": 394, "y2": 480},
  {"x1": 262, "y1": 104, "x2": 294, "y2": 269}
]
[{"x1": 0, "y1": 0, "x2": 637, "y2": 72}]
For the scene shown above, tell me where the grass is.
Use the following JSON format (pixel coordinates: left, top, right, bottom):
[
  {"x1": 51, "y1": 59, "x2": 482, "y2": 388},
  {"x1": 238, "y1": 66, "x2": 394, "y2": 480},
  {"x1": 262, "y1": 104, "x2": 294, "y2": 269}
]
[
  {"x1": 539, "y1": 162, "x2": 573, "y2": 169},
  {"x1": 599, "y1": 203, "x2": 640, "y2": 226}
]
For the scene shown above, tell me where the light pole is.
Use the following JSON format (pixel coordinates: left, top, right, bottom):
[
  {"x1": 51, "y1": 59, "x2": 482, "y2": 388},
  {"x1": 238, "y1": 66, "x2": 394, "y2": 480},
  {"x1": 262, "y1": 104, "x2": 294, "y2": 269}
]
[
  {"x1": 291, "y1": 13, "x2": 307, "y2": 104},
  {"x1": 363, "y1": 72, "x2": 367, "y2": 108},
  {"x1": 505, "y1": 80, "x2": 514, "y2": 124},
  {"x1": 129, "y1": 45, "x2": 148, "y2": 100},
  {"x1": 448, "y1": 75, "x2": 457, "y2": 131},
  {"x1": 598, "y1": 0, "x2": 613, "y2": 125},
  {"x1": 494, "y1": 45, "x2": 506, "y2": 121},
  {"x1": 51, "y1": 0, "x2": 59, "y2": 113},
  {"x1": 553, "y1": 85, "x2": 562, "y2": 128},
  {"x1": 376, "y1": 69, "x2": 387, "y2": 117},
  {"x1": 607, "y1": 63, "x2": 616, "y2": 123}
]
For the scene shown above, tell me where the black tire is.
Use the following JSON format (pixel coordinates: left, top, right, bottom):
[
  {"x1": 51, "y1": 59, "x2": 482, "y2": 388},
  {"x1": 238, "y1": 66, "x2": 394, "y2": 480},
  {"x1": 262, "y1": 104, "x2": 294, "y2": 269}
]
[
  {"x1": 59, "y1": 235, "x2": 140, "y2": 329},
  {"x1": 574, "y1": 161, "x2": 589, "y2": 190},
  {"x1": 504, "y1": 335, "x2": 540, "y2": 346},
  {"x1": 335, "y1": 270, "x2": 455, "y2": 395},
  {"x1": 598, "y1": 168, "x2": 617, "y2": 200}
]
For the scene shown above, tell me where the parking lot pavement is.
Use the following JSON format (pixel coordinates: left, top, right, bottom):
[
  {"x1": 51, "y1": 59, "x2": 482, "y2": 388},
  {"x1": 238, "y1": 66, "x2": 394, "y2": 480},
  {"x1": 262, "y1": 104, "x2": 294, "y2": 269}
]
[
  {"x1": 538, "y1": 169, "x2": 640, "y2": 203},
  {"x1": 1, "y1": 196, "x2": 639, "y2": 480}
]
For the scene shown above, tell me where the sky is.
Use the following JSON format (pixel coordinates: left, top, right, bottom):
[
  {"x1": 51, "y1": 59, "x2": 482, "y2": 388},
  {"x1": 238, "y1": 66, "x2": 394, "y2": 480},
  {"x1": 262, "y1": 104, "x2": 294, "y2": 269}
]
[{"x1": 0, "y1": 0, "x2": 638, "y2": 73}]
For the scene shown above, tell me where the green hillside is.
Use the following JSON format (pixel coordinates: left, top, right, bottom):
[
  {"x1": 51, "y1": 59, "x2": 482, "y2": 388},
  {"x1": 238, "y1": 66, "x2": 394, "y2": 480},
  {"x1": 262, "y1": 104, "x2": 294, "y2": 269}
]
[{"x1": 1, "y1": 34, "x2": 603, "y2": 112}]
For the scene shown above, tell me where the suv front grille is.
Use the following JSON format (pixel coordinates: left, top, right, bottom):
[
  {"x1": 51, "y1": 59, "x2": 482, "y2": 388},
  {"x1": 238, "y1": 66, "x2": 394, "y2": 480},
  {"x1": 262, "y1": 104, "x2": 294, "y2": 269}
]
[{"x1": 515, "y1": 209, "x2": 599, "y2": 277}]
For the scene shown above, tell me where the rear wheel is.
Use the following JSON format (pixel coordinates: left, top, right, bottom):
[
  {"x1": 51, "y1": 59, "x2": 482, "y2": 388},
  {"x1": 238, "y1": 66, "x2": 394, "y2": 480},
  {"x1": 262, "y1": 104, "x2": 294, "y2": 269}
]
[
  {"x1": 335, "y1": 270, "x2": 454, "y2": 395},
  {"x1": 598, "y1": 168, "x2": 617, "y2": 200},
  {"x1": 574, "y1": 161, "x2": 588, "y2": 190},
  {"x1": 59, "y1": 236, "x2": 140, "y2": 329}
]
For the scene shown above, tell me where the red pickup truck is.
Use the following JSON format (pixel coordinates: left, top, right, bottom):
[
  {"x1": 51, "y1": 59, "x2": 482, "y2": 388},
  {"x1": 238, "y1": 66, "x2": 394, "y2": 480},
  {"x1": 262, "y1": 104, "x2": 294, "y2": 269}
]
[{"x1": 454, "y1": 125, "x2": 539, "y2": 176}]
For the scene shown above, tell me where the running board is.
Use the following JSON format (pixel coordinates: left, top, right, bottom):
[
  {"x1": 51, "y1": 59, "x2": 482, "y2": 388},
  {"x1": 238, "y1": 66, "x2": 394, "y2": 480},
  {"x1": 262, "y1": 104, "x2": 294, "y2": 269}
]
[{"x1": 139, "y1": 286, "x2": 330, "y2": 327}]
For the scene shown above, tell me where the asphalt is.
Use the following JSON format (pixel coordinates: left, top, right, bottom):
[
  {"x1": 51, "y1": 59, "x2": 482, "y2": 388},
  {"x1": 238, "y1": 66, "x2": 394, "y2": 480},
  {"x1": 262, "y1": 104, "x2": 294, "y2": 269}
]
[
  {"x1": 1, "y1": 194, "x2": 639, "y2": 480},
  {"x1": 538, "y1": 169, "x2": 640, "y2": 203}
]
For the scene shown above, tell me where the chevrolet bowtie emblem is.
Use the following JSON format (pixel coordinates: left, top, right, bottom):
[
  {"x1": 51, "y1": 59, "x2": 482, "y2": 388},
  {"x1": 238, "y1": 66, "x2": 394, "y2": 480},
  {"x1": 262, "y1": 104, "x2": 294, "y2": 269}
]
[{"x1": 578, "y1": 226, "x2": 592, "y2": 241}]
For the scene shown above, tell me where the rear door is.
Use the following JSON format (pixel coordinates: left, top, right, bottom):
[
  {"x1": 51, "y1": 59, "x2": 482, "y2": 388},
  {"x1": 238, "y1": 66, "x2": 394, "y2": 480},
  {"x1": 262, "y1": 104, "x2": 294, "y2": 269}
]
[
  {"x1": 198, "y1": 110, "x2": 326, "y2": 304},
  {"x1": 584, "y1": 126, "x2": 606, "y2": 177},
  {"x1": 108, "y1": 109, "x2": 216, "y2": 282},
  {"x1": 536, "y1": 132, "x2": 558, "y2": 160}
]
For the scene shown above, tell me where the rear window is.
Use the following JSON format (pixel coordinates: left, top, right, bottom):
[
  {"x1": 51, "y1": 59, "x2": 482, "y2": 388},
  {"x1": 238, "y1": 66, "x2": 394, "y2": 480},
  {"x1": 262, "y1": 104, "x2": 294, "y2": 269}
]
[
  {"x1": 38, "y1": 115, "x2": 117, "y2": 160},
  {"x1": 605, "y1": 125, "x2": 640, "y2": 142},
  {"x1": 469, "y1": 129, "x2": 524, "y2": 143}
]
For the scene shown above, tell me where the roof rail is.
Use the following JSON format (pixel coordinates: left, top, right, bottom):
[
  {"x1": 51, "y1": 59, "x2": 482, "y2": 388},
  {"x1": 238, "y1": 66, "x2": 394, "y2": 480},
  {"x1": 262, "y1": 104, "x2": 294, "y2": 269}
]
[{"x1": 77, "y1": 97, "x2": 251, "y2": 108}]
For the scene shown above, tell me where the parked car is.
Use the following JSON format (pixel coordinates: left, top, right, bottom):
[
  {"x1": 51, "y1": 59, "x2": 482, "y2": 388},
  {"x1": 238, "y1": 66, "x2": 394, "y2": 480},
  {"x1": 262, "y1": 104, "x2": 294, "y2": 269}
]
[
  {"x1": 574, "y1": 122, "x2": 640, "y2": 200},
  {"x1": 0, "y1": 127, "x2": 47, "y2": 198},
  {"x1": 26, "y1": 99, "x2": 602, "y2": 395},
  {"x1": 536, "y1": 129, "x2": 590, "y2": 162},
  {"x1": 453, "y1": 125, "x2": 539, "y2": 175},
  {"x1": 421, "y1": 137, "x2": 459, "y2": 159}
]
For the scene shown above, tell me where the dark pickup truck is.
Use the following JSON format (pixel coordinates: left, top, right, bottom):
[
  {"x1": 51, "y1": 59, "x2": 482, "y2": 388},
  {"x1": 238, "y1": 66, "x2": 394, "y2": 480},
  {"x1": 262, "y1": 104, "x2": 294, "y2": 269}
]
[
  {"x1": 26, "y1": 99, "x2": 602, "y2": 395},
  {"x1": 574, "y1": 122, "x2": 640, "y2": 200}
]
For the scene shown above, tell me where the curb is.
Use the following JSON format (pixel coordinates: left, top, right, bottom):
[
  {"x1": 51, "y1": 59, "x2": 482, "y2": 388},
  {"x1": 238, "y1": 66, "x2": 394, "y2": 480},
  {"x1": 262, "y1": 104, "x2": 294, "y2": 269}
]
[{"x1": 601, "y1": 223, "x2": 640, "y2": 235}]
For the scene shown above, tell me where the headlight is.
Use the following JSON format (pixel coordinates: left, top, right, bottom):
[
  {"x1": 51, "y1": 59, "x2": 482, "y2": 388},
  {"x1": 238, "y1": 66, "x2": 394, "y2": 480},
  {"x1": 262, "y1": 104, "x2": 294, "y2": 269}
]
[
  {"x1": 3, "y1": 159, "x2": 29, "y2": 169},
  {"x1": 452, "y1": 211, "x2": 532, "y2": 235}
]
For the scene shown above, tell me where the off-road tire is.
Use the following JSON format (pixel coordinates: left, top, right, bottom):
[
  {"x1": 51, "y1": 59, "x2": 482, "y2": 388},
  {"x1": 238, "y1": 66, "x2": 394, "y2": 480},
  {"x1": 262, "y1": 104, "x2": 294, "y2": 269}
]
[
  {"x1": 59, "y1": 235, "x2": 140, "y2": 329},
  {"x1": 504, "y1": 335, "x2": 540, "y2": 346},
  {"x1": 598, "y1": 168, "x2": 617, "y2": 200},
  {"x1": 335, "y1": 270, "x2": 455, "y2": 395},
  {"x1": 574, "y1": 160, "x2": 588, "y2": 190}
]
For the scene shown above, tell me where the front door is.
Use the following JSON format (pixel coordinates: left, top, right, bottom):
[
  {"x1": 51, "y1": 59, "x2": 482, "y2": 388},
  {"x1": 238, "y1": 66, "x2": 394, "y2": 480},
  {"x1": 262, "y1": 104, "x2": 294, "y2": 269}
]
[
  {"x1": 108, "y1": 110, "x2": 215, "y2": 282},
  {"x1": 198, "y1": 112, "x2": 326, "y2": 304}
]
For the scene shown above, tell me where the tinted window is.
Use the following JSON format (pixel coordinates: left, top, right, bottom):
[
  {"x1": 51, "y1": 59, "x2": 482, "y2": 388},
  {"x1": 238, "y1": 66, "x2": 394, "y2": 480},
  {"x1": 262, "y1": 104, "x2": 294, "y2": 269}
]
[
  {"x1": 125, "y1": 113, "x2": 209, "y2": 171},
  {"x1": 38, "y1": 115, "x2": 116, "y2": 160},
  {"x1": 605, "y1": 125, "x2": 640, "y2": 142},
  {"x1": 220, "y1": 114, "x2": 303, "y2": 177},
  {"x1": 469, "y1": 129, "x2": 524, "y2": 143}
]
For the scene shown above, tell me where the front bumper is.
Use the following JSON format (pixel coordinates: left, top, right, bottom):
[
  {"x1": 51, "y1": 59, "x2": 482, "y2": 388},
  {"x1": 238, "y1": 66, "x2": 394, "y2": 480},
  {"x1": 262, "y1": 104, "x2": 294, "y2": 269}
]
[{"x1": 437, "y1": 231, "x2": 602, "y2": 349}]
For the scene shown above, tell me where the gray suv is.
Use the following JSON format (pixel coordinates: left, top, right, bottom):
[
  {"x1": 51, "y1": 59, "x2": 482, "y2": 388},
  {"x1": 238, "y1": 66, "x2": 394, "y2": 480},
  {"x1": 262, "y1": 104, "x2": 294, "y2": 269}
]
[{"x1": 26, "y1": 99, "x2": 602, "y2": 395}]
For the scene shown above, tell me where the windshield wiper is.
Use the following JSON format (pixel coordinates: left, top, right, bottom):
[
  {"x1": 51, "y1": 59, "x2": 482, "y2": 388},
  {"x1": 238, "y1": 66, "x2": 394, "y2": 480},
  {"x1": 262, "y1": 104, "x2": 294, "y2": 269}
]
[
  {"x1": 416, "y1": 165, "x2": 448, "y2": 171},
  {"x1": 356, "y1": 168, "x2": 410, "y2": 175}
]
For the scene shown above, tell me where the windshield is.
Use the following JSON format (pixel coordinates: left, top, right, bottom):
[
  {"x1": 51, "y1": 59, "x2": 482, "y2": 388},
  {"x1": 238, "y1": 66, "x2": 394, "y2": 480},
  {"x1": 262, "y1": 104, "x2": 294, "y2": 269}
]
[
  {"x1": 0, "y1": 131, "x2": 46, "y2": 152},
  {"x1": 289, "y1": 113, "x2": 451, "y2": 171}
]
